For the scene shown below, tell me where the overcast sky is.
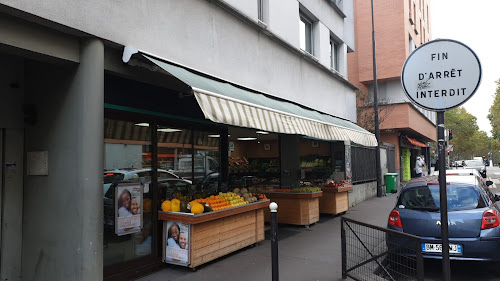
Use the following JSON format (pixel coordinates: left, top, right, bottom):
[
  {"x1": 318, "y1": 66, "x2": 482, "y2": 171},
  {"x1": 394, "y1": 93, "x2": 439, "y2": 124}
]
[{"x1": 431, "y1": 0, "x2": 500, "y2": 136}]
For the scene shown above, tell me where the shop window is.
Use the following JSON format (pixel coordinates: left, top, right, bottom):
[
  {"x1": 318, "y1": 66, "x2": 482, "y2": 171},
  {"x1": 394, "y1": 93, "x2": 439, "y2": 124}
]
[
  {"x1": 299, "y1": 12, "x2": 313, "y2": 54},
  {"x1": 103, "y1": 119, "x2": 154, "y2": 267},
  {"x1": 228, "y1": 127, "x2": 280, "y2": 190},
  {"x1": 299, "y1": 139, "x2": 334, "y2": 185},
  {"x1": 158, "y1": 126, "x2": 221, "y2": 201}
]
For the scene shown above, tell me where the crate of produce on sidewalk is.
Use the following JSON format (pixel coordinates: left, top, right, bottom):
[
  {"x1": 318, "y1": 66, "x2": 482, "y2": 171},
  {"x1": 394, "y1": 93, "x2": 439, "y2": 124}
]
[
  {"x1": 319, "y1": 180, "x2": 353, "y2": 215},
  {"x1": 158, "y1": 189, "x2": 270, "y2": 269},
  {"x1": 255, "y1": 186, "x2": 323, "y2": 227}
]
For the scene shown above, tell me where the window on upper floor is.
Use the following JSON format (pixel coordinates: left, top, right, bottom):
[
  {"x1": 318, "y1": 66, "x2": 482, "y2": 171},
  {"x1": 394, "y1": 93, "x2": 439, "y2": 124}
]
[
  {"x1": 409, "y1": 37, "x2": 416, "y2": 54},
  {"x1": 408, "y1": 0, "x2": 414, "y2": 24},
  {"x1": 258, "y1": 0, "x2": 264, "y2": 22},
  {"x1": 330, "y1": 39, "x2": 340, "y2": 71},
  {"x1": 299, "y1": 12, "x2": 313, "y2": 54},
  {"x1": 413, "y1": 3, "x2": 416, "y2": 25},
  {"x1": 334, "y1": 0, "x2": 343, "y2": 10}
]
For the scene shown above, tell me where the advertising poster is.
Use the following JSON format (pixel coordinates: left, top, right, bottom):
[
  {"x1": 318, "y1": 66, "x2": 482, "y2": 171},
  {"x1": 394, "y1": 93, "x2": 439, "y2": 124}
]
[
  {"x1": 401, "y1": 148, "x2": 411, "y2": 181},
  {"x1": 115, "y1": 184, "x2": 143, "y2": 236},
  {"x1": 164, "y1": 221, "x2": 191, "y2": 266},
  {"x1": 345, "y1": 145, "x2": 352, "y2": 184}
]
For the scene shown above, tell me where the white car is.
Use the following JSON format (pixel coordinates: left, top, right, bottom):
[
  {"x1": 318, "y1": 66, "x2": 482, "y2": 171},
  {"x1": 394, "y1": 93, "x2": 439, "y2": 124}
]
[
  {"x1": 103, "y1": 168, "x2": 186, "y2": 197},
  {"x1": 433, "y1": 169, "x2": 494, "y2": 200}
]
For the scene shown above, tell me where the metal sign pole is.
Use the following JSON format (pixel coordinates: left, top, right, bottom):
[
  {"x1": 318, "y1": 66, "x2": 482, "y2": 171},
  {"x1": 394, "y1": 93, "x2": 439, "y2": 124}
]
[{"x1": 437, "y1": 111, "x2": 451, "y2": 281}]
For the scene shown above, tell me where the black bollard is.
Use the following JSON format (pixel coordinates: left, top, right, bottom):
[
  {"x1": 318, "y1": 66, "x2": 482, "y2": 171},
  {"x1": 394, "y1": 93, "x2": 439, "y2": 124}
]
[{"x1": 270, "y1": 202, "x2": 279, "y2": 281}]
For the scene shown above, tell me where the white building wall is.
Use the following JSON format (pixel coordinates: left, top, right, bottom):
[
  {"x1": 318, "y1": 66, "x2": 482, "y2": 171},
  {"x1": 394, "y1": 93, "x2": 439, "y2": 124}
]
[
  {"x1": 223, "y1": 0, "x2": 258, "y2": 20},
  {"x1": 0, "y1": 0, "x2": 358, "y2": 121},
  {"x1": 316, "y1": 22, "x2": 331, "y2": 67},
  {"x1": 268, "y1": 0, "x2": 300, "y2": 47}
]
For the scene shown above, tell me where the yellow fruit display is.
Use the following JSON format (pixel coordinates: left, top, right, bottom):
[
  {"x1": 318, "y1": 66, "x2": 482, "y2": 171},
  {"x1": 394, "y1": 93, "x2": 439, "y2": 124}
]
[
  {"x1": 171, "y1": 199, "x2": 181, "y2": 212},
  {"x1": 191, "y1": 203, "x2": 204, "y2": 215},
  {"x1": 161, "y1": 200, "x2": 171, "y2": 212}
]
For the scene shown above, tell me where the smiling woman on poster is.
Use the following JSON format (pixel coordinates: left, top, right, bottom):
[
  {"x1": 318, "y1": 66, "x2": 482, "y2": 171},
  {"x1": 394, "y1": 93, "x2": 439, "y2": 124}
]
[
  {"x1": 118, "y1": 189, "x2": 132, "y2": 217},
  {"x1": 115, "y1": 184, "x2": 143, "y2": 236}
]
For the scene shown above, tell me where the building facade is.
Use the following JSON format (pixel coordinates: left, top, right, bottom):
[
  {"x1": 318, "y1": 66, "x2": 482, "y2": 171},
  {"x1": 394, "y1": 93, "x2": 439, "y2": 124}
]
[
  {"x1": 0, "y1": 0, "x2": 377, "y2": 280},
  {"x1": 348, "y1": 0, "x2": 437, "y2": 181}
]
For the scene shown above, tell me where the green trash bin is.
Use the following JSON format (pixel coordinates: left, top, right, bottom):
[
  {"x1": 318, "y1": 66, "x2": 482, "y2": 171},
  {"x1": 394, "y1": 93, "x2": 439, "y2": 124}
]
[{"x1": 385, "y1": 173, "x2": 399, "y2": 193}]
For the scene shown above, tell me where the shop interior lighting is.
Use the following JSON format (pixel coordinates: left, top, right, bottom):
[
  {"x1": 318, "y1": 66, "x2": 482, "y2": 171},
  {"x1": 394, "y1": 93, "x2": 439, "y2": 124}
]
[
  {"x1": 135, "y1": 123, "x2": 150, "y2": 127},
  {"x1": 208, "y1": 134, "x2": 220, "y2": 138},
  {"x1": 237, "y1": 137, "x2": 257, "y2": 141},
  {"x1": 256, "y1": 131, "x2": 269, "y2": 134},
  {"x1": 157, "y1": 128, "x2": 182, "y2": 133}
]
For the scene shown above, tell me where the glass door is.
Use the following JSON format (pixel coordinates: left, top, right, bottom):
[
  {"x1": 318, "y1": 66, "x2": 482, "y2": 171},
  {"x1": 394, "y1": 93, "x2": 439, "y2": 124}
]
[{"x1": 103, "y1": 119, "x2": 155, "y2": 267}]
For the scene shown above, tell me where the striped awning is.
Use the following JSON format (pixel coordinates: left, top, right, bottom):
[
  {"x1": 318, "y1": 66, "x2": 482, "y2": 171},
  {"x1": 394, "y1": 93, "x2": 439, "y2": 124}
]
[{"x1": 138, "y1": 53, "x2": 377, "y2": 147}]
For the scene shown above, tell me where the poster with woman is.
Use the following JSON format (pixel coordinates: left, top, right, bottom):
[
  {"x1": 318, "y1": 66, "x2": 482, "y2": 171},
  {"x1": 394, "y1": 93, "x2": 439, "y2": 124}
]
[
  {"x1": 164, "y1": 221, "x2": 190, "y2": 266},
  {"x1": 115, "y1": 183, "x2": 143, "y2": 236}
]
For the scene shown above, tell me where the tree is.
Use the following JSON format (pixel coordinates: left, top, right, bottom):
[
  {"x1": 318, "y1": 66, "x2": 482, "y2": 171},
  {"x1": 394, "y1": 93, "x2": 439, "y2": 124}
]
[
  {"x1": 356, "y1": 90, "x2": 395, "y2": 133},
  {"x1": 488, "y1": 79, "x2": 500, "y2": 139},
  {"x1": 445, "y1": 107, "x2": 483, "y2": 160}
]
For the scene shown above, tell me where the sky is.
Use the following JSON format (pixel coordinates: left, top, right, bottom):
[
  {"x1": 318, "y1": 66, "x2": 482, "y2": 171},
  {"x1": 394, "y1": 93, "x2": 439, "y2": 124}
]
[{"x1": 431, "y1": 0, "x2": 500, "y2": 136}]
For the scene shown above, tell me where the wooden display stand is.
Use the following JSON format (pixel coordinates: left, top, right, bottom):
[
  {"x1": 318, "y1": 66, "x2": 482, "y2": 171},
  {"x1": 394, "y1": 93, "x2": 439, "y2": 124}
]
[
  {"x1": 263, "y1": 192, "x2": 322, "y2": 227},
  {"x1": 319, "y1": 185, "x2": 353, "y2": 215},
  {"x1": 159, "y1": 200, "x2": 269, "y2": 269}
]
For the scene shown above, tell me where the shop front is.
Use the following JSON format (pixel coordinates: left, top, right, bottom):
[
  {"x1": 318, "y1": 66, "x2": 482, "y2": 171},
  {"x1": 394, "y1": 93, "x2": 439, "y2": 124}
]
[
  {"x1": 98, "y1": 50, "x2": 377, "y2": 279},
  {"x1": 0, "y1": 1, "x2": 372, "y2": 280}
]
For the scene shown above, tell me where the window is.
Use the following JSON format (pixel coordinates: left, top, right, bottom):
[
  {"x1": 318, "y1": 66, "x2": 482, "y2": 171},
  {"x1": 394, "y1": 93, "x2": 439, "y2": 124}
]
[
  {"x1": 299, "y1": 13, "x2": 313, "y2": 54},
  {"x1": 330, "y1": 39, "x2": 340, "y2": 71},
  {"x1": 258, "y1": 0, "x2": 264, "y2": 22},
  {"x1": 408, "y1": 0, "x2": 414, "y2": 24},
  {"x1": 413, "y1": 3, "x2": 416, "y2": 25},
  {"x1": 409, "y1": 37, "x2": 416, "y2": 54},
  {"x1": 103, "y1": 119, "x2": 153, "y2": 267}
]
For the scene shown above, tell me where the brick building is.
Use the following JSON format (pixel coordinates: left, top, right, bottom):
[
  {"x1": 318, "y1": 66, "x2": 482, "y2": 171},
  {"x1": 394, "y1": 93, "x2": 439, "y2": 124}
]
[{"x1": 348, "y1": 0, "x2": 437, "y2": 181}]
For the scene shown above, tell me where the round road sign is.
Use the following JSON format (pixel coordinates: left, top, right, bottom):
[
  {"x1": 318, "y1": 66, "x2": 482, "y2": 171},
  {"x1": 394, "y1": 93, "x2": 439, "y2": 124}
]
[{"x1": 401, "y1": 39, "x2": 481, "y2": 111}]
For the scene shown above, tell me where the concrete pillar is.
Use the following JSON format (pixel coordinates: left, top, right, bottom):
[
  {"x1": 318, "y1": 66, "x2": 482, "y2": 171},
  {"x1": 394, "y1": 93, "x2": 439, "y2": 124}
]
[
  {"x1": 280, "y1": 135, "x2": 300, "y2": 188},
  {"x1": 77, "y1": 37, "x2": 104, "y2": 281},
  {"x1": 22, "y1": 38, "x2": 104, "y2": 281}
]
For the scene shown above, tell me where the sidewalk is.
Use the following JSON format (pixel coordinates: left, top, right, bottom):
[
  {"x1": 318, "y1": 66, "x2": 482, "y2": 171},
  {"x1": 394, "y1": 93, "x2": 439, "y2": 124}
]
[{"x1": 137, "y1": 192, "x2": 399, "y2": 281}]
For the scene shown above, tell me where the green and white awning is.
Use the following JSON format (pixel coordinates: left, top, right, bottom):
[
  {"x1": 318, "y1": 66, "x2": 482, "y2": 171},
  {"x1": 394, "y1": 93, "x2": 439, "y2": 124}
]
[{"x1": 130, "y1": 51, "x2": 377, "y2": 147}]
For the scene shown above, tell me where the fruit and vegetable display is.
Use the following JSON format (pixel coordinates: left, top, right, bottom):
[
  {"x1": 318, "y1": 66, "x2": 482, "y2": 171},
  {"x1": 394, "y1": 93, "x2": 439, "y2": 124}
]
[
  {"x1": 323, "y1": 180, "x2": 351, "y2": 188},
  {"x1": 160, "y1": 187, "x2": 268, "y2": 214},
  {"x1": 290, "y1": 187, "x2": 322, "y2": 193},
  {"x1": 299, "y1": 155, "x2": 331, "y2": 168}
]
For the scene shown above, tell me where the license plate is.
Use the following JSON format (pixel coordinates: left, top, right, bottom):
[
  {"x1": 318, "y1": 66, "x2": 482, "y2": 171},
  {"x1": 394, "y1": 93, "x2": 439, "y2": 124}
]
[{"x1": 421, "y1": 243, "x2": 462, "y2": 254}]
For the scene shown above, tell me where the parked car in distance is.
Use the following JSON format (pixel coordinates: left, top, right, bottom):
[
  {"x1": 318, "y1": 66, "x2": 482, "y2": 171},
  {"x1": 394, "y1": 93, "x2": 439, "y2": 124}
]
[
  {"x1": 432, "y1": 169, "x2": 494, "y2": 200},
  {"x1": 103, "y1": 168, "x2": 186, "y2": 197},
  {"x1": 387, "y1": 175, "x2": 500, "y2": 261},
  {"x1": 171, "y1": 154, "x2": 219, "y2": 182},
  {"x1": 462, "y1": 159, "x2": 487, "y2": 178}
]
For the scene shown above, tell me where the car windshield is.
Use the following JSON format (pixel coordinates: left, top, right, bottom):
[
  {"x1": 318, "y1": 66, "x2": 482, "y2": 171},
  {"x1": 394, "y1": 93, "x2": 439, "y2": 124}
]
[
  {"x1": 464, "y1": 160, "x2": 484, "y2": 167},
  {"x1": 398, "y1": 185, "x2": 487, "y2": 211}
]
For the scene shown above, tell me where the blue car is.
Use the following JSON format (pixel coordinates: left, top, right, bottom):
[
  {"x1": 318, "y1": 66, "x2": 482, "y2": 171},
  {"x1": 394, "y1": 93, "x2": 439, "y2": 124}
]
[{"x1": 387, "y1": 175, "x2": 500, "y2": 261}]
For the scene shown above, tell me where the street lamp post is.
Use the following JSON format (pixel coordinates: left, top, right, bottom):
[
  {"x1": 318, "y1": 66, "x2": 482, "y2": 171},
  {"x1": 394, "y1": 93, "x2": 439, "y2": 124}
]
[{"x1": 371, "y1": 0, "x2": 383, "y2": 197}]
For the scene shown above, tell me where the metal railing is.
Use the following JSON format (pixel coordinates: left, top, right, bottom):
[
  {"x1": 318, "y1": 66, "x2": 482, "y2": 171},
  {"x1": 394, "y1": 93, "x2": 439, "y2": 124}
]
[{"x1": 341, "y1": 217, "x2": 424, "y2": 281}]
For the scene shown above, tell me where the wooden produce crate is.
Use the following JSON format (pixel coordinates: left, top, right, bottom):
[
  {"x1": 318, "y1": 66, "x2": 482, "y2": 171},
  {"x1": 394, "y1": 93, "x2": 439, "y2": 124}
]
[
  {"x1": 263, "y1": 192, "x2": 322, "y2": 227},
  {"x1": 159, "y1": 200, "x2": 269, "y2": 269},
  {"x1": 319, "y1": 185, "x2": 353, "y2": 215}
]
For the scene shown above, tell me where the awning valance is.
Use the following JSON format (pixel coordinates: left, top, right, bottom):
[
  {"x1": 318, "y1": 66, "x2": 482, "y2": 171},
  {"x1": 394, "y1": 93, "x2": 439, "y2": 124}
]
[
  {"x1": 126, "y1": 50, "x2": 377, "y2": 147},
  {"x1": 406, "y1": 137, "x2": 427, "y2": 147}
]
